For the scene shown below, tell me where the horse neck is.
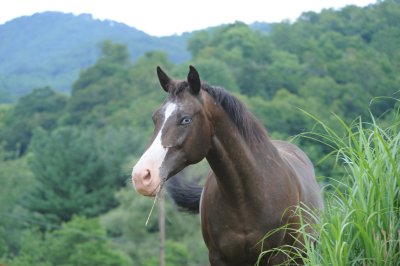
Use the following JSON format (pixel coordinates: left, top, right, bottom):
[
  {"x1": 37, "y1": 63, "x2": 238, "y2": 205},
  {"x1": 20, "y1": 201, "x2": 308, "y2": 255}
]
[{"x1": 203, "y1": 93, "x2": 284, "y2": 201}]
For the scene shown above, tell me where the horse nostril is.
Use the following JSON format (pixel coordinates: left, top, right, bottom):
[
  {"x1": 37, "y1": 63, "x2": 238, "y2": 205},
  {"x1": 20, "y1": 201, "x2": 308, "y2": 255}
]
[
  {"x1": 142, "y1": 170, "x2": 152, "y2": 185},
  {"x1": 143, "y1": 170, "x2": 150, "y2": 179},
  {"x1": 132, "y1": 169, "x2": 150, "y2": 182}
]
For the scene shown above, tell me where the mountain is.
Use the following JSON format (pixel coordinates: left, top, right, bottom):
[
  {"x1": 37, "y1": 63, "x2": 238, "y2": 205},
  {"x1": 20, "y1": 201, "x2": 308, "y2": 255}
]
[
  {"x1": 0, "y1": 12, "x2": 272, "y2": 103},
  {"x1": 0, "y1": 12, "x2": 191, "y2": 102},
  {"x1": 249, "y1": 21, "x2": 273, "y2": 33}
]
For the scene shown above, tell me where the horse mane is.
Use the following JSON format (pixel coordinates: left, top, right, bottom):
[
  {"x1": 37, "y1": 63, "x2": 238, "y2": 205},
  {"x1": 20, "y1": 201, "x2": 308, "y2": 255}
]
[
  {"x1": 169, "y1": 81, "x2": 268, "y2": 143},
  {"x1": 201, "y1": 84, "x2": 268, "y2": 143}
]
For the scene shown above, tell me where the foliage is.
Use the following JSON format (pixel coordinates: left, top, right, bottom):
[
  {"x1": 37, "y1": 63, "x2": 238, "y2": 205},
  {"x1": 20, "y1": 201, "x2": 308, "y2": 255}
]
[
  {"x1": 101, "y1": 187, "x2": 208, "y2": 266},
  {"x1": 310, "y1": 110, "x2": 399, "y2": 265},
  {"x1": 1, "y1": 1, "x2": 400, "y2": 264},
  {"x1": 24, "y1": 126, "x2": 139, "y2": 225},
  {"x1": 0, "y1": 12, "x2": 190, "y2": 102},
  {"x1": 63, "y1": 41, "x2": 133, "y2": 126},
  {"x1": 177, "y1": 58, "x2": 240, "y2": 92},
  {"x1": 266, "y1": 108, "x2": 400, "y2": 265},
  {"x1": 0, "y1": 87, "x2": 67, "y2": 157},
  {"x1": 0, "y1": 154, "x2": 34, "y2": 256},
  {"x1": 6, "y1": 216, "x2": 131, "y2": 266},
  {"x1": 188, "y1": 21, "x2": 274, "y2": 96}
]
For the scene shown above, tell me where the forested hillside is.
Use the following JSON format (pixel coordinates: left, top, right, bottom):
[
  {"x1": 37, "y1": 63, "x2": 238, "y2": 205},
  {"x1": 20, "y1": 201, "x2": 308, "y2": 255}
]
[
  {"x1": 0, "y1": 1, "x2": 399, "y2": 265},
  {"x1": 0, "y1": 11, "x2": 271, "y2": 103},
  {"x1": 0, "y1": 12, "x2": 191, "y2": 102}
]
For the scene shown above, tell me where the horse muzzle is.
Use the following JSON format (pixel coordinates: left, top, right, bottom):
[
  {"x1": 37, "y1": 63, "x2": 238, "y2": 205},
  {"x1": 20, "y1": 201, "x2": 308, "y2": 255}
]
[{"x1": 132, "y1": 166, "x2": 161, "y2": 197}]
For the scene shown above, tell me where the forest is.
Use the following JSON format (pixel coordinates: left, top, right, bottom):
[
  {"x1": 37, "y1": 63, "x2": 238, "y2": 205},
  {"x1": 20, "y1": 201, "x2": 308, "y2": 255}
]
[
  {"x1": 0, "y1": 0, "x2": 399, "y2": 265},
  {"x1": 0, "y1": 11, "x2": 192, "y2": 101}
]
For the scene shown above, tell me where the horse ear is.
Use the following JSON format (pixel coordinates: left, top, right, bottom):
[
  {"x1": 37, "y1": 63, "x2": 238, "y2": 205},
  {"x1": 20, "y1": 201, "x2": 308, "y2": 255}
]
[
  {"x1": 187, "y1": 65, "x2": 201, "y2": 95},
  {"x1": 157, "y1": 66, "x2": 171, "y2": 92}
]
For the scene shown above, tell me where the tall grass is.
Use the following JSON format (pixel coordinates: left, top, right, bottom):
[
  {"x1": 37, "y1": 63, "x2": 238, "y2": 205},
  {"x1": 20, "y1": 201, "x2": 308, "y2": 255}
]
[
  {"x1": 259, "y1": 109, "x2": 400, "y2": 265},
  {"x1": 302, "y1": 110, "x2": 400, "y2": 265}
]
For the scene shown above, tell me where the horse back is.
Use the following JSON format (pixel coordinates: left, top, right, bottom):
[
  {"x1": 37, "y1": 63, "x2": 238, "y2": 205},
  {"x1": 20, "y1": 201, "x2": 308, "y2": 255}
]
[{"x1": 272, "y1": 140, "x2": 324, "y2": 211}]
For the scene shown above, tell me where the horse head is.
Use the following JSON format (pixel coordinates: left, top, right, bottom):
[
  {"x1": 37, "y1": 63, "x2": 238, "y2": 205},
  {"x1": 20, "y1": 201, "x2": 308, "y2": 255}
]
[{"x1": 131, "y1": 66, "x2": 212, "y2": 196}]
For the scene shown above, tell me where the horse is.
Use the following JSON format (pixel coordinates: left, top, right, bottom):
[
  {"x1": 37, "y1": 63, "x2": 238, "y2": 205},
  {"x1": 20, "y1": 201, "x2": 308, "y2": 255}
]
[{"x1": 131, "y1": 66, "x2": 324, "y2": 265}]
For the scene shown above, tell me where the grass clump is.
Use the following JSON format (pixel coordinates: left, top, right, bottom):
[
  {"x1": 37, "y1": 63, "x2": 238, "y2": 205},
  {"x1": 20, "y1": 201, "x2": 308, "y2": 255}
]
[{"x1": 259, "y1": 108, "x2": 400, "y2": 265}]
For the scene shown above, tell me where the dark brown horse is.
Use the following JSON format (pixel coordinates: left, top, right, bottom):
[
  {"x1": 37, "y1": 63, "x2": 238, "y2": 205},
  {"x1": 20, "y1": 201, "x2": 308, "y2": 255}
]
[{"x1": 132, "y1": 66, "x2": 323, "y2": 265}]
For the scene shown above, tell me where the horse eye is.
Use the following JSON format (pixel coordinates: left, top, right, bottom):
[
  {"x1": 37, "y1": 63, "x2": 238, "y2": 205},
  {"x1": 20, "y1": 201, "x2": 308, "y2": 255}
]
[{"x1": 180, "y1": 116, "x2": 192, "y2": 125}]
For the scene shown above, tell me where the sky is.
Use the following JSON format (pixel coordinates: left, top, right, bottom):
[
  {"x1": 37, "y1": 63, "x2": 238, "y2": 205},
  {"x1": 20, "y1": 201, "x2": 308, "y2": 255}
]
[{"x1": 1, "y1": 0, "x2": 377, "y2": 36}]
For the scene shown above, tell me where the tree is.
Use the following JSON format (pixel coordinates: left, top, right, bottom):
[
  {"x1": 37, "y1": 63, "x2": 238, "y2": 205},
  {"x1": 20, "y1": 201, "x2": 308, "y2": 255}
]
[
  {"x1": 24, "y1": 126, "x2": 140, "y2": 225},
  {"x1": 64, "y1": 41, "x2": 133, "y2": 126},
  {"x1": 186, "y1": 22, "x2": 274, "y2": 96},
  {"x1": 298, "y1": 76, "x2": 371, "y2": 120},
  {"x1": 98, "y1": 40, "x2": 131, "y2": 66},
  {"x1": 7, "y1": 216, "x2": 131, "y2": 266},
  {"x1": 262, "y1": 50, "x2": 306, "y2": 96},
  {"x1": 0, "y1": 153, "x2": 34, "y2": 257},
  {"x1": 187, "y1": 30, "x2": 210, "y2": 58},
  {"x1": 0, "y1": 87, "x2": 67, "y2": 157}
]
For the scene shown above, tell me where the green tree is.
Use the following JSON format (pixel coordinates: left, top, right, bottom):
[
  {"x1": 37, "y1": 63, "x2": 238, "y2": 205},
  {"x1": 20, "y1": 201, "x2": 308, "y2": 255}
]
[
  {"x1": 187, "y1": 22, "x2": 274, "y2": 96},
  {"x1": 298, "y1": 76, "x2": 371, "y2": 119},
  {"x1": 263, "y1": 50, "x2": 306, "y2": 96},
  {"x1": 117, "y1": 51, "x2": 173, "y2": 137},
  {"x1": 24, "y1": 126, "x2": 139, "y2": 225},
  {"x1": 0, "y1": 154, "x2": 34, "y2": 257},
  {"x1": 130, "y1": 51, "x2": 173, "y2": 95},
  {"x1": 98, "y1": 40, "x2": 131, "y2": 66},
  {"x1": 64, "y1": 41, "x2": 133, "y2": 126},
  {"x1": 0, "y1": 87, "x2": 67, "y2": 157},
  {"x1": 187, "y1": 30, "x2": 211, "y2": 58},
  {"x1": 8, "y1": 216, "x2": 130, "y2": 266}
]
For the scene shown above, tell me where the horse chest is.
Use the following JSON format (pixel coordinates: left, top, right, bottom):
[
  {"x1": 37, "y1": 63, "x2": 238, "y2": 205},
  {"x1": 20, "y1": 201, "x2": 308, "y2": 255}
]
[
  {"x1": 204, "y1": 223, "x2": 262, "y2": 264},
  {"x1": 200, "y1": 200, "x2": 266, "y2": 264}
]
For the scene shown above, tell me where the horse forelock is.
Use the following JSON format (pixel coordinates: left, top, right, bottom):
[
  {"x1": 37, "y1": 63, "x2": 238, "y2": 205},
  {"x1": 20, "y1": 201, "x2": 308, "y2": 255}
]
[{"x1": 167, "y1": 80, "x2": 188, "y2": 97}]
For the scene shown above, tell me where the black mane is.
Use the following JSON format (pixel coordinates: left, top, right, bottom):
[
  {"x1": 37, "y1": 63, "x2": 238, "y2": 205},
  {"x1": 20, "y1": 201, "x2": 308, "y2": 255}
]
[{"x1": 201, "y1": 84, "x2": 268, "y2": 143}]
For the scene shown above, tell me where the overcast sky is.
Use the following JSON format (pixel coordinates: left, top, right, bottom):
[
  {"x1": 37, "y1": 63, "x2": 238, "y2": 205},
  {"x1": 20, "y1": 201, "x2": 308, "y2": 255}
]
[{"x1": 1, "y1": 0, "x2": 377, "y2": 36}]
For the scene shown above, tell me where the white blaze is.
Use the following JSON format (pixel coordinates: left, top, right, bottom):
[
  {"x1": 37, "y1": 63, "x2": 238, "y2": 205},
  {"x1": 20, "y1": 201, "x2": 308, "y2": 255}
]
[{"x1": 132, "y1": 103, "x2": 177, "y2": 182}]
